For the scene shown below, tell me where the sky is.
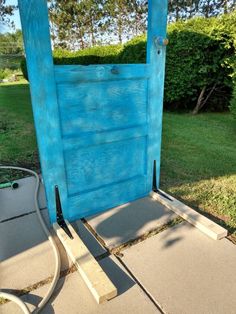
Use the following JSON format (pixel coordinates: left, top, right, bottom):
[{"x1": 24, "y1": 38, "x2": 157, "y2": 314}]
[{"x1": 2, "y1": 0, "x2": 21, "y2": 33}]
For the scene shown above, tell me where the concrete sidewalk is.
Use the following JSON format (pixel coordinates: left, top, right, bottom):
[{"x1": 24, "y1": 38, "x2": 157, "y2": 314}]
[{"x1": 1, "y1": 176, "x2": 236, "y2": 314}]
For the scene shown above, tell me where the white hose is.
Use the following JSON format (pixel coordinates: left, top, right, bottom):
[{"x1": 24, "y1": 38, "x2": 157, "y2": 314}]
[
  {"x1": 0, "y1": 166, "x2": 61, "y2": 314},
  {"x1": 0, "y1": 292, "x2": 30, "y2": 314}
]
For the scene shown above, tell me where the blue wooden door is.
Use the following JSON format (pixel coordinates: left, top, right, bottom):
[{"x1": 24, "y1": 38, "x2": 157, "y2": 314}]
[
  {"x1": 18, "y1": 0, "x2": 168, "y2": 223},
  {"x1": 55, "y1": 64, "x2": 150, "y2": 221}
]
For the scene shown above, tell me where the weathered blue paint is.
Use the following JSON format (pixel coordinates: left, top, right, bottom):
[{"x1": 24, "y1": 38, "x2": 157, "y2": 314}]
[
  {"x1": 57, "y1": 79, "x2": 148, "y2": 136},
  {"x1": 18, "y1": 0, "x2": 68, "y2": 223},
  {"x1": 147, "y1": 0, "x2": 168, "y2": 191},
  {"x1": 54, "y1": 64, "x2": 151, "y2": 83},
  {"x1": 18, "y1": 0, "x2": 168, "y2": 223}
]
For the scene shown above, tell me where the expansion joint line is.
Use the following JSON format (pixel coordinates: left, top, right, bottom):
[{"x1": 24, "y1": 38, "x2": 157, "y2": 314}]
[{"x1": 82, "y1": 218, "x2": 174, "y2": 314}]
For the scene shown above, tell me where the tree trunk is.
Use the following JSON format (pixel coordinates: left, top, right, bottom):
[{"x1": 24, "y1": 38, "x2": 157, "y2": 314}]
[
  {"x1": 117, "y1": 9, "x2": 123, "y2": 44},
  {"x1": 80, "y1": 35, "x2": 85, "y2": 49},
  {"x1": 223, "y1": 0, "x2": 228, "y2": 13},
  {"x1": 176, "y1": 6, "x2": 179, "y2": 21},
  {"x1": 192, "y1": 84, "x2": 217, "y2": 115},
  {"x1": 192, "y1": 86, "x2": 206, "y2": 115},
  {"x1": 90, "y1": 17, "x2": 96, "y2": 46}
]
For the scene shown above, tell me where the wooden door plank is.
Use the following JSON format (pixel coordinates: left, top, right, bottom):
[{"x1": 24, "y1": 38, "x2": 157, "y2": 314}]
[
  {"x1": 54, "y1": 64, "x2": 150, "y2": 83},
  {"x1": 146, "y1": 0, "x2": 168, "y2": 191},
  {"x1": 62, "y1": 125, "x2": 148, "y2": 150},
  {"x1": 53, "y1": 221, "x2": 117, "y2": 304},
  {"x1": 18, "y1": 0, "x2": 68, "y2": 223},
  {"x1": 67, "y1": 176, "x2": 147, "y2": 221}
]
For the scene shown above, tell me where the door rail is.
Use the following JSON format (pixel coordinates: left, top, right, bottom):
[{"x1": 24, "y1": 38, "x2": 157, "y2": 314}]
[{"x1": 54, "y1": 64, "x2": 151, "y2": 84}]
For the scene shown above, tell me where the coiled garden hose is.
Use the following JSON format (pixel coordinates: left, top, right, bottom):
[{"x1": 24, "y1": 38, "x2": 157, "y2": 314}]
[{"x1": 0, "y1": 166, "x2": 61, "y2": 314}]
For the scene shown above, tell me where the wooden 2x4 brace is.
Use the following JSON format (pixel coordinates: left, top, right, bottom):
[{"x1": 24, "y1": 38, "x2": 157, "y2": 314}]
[{"x1": 18, "y1": 0, "x2": 168, "y2": 223}]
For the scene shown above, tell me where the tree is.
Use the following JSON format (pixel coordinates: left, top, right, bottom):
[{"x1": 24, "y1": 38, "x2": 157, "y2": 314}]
[
  {"x1": 104, "y1": 0, "x2": 147, "y2": 44},
  {"x1": 49, "y1": 0, "x2": 105, "y2": 49},
  {"x1": 168, "y1": 0, "x2": 235, "y2": 21},
  {"x1": 0, "y1": 30, "x2": 23, "y2": 55},
  {"x1": 48, "y1": 0, "x2": 148, "y2": 48},
  {"x1": 127, "y1": 0, "x2": 147, "y2": 37},
  {"x1": 199, "y1": 0, "x2": 235, "y2": 17},
  {"x1": 0, "y1": 0, "x2": 16, "y2": 30},
  {"x1": 48, "y1": 0, "x2": 235, "y2": 49},
  {"x1": 49, "y1": 0, "x2": 85, "y2": 49},
  {"x1": 104, "y1": 0, "x2": 130, "y2": 44},
  {"x1": 0, "y1": 30, "x2": 23, "y2": 70}
]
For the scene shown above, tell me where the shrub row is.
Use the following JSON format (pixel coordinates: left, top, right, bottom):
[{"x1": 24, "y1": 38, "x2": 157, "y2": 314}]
[
  {"x1": 21, "y1": 12, "x2": 236, "y2": 112},
  {"x1": 165, "y1": 12, "x2": 235, "y2": 112},
  {"x1": 21, "y1": 44, "x2": 122, "y2": 79},
  {"x1": 230, "y1": 84, "x2": 236, "y2": 118},
  {"x1": 0, "y1": 68, "x2": 12, "y2": 80}
]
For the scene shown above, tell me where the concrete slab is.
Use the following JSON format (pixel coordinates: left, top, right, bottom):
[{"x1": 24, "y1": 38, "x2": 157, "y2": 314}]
[
  {"x1": 1, "y1": 256, "x2": 159, "y2": 314},
  {"x1": 1, "y1": 212, "x2": 106, "y2": 291},
  {"x1": 122, "y1": 222, "x2": 236, "y2": 314},
  {"x1": 1, "y1": 211, "x2": 62, "y2": 291},
  {"x1": 87, "y1": 196, "x2": 176, "y2": 249},
  {"x1": 0, "y1": 176, "x2": 46, "y2": 222}
]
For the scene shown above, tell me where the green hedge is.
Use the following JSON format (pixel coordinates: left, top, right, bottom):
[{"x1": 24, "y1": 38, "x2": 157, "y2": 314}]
[
  {"x1": 165, "y1": 12, "x2": 235, "y2": 111},
  {"x1": 119, "y1": 35, "x2": 146, "y2": 63},
  {"x1": 21, "y1": 12, "x2": 236, "y2": 112},
  {"x1": 0, "y1": 68, "x2": 11, "y2": 80},
  {"x1": 21, "y1": 44, "x2": 122, "y2": 80},
  {"x1": 230, "y1": 84, "x2": 236, "y2": 118}
]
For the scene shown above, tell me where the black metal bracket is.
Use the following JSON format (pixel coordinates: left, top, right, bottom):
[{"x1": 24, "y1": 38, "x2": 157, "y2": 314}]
[
  {"x1": 55, "y1": 185, "x2": 73, "y2": 239},
  {"x1": 152, "y1": 160, "x2": 173, "y2": 202},
  {"x1": 152, "y1": 160, "x2": 158, "y2": 192}
]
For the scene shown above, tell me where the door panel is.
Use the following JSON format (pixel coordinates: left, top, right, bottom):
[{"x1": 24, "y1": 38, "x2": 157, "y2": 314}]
[
  {"x1": 57, "y1": 79, "x2": 148, "y2": 136},
  {"x1": 64, "y1": 136, "x2": 146, "y2": 196}
]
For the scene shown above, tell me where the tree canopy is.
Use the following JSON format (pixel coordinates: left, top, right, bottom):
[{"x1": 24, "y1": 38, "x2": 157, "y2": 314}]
[
  {"x1": 0, "y1": 0, "x2": 16, "y2": 31},
  {"x1": 0, "y1": 30, "x2": 23, "y2": 55},
  {"x1": 48, "y1": 0, "x2": 147, "y2": 49},
  {"x1": 48, "y1": 0, "x2": 235, "y2": 50},
  {"x1": 1, "y1": 0, "x2": 235, "y2": 48},
  {"x1": 168, "y1": 0, "x2": 235, "y2": 21}
]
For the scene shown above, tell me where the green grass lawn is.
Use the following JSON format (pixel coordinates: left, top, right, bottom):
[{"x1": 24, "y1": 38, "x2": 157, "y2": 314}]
[
  {"x1": 0, "y1": 81, "x2": 38, "y2": 168},
  {"x1": 161, "y1": 112, "x2": 236, "y2": 239},
  {"x1": 1, "y1": 82, "x2": 236, "y2": 239}
]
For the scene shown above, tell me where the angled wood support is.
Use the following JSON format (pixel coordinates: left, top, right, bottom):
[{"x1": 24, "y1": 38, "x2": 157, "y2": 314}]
[
  {"x1": 53, "y1": 221, "x2": 117, "y2": 304},
  {"x1": 150, "y1": 190, "x2": 228, "y2": 240}
]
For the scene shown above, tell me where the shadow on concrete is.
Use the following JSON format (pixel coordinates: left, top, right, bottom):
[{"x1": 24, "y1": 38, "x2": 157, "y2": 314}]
[
  {"x1": 0, "y1": 288, "x2": 56, "y2": 313},
  {"x1": 100, "y1": 256, "x2": 135, "y2": 296},
  {"x1": 88, "y1": 196, "x2": 177, "y2": 250}
]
